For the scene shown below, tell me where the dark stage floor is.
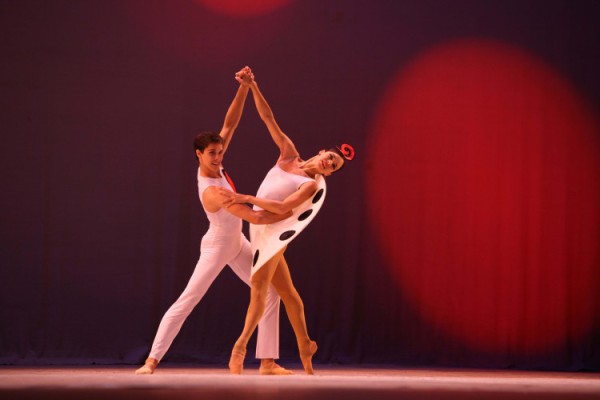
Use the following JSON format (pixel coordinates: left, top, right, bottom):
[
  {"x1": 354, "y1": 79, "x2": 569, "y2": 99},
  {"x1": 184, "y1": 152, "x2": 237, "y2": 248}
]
[{"x1": 0, "y1": 365, "x2": 599, "y2": 400}]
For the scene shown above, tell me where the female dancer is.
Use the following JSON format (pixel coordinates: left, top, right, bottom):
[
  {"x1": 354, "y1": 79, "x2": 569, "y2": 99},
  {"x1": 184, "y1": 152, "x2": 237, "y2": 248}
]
[
  {"x1": 135, "y1": 68, "x2": 292, "y2": 375},
  {"x1": 225, "y1": 73, "x2": 354, "y2": 375}
]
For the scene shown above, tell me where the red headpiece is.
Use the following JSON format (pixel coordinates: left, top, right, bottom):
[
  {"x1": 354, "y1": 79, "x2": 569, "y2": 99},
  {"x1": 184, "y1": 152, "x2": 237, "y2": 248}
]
[{"x1": 336, "y1": 143, "x2": 355, "y2": 161}]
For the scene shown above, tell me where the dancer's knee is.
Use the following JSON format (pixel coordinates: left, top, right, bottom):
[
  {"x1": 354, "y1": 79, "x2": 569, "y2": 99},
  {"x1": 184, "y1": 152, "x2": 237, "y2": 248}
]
[
  {"x1": 251, "y1": 274, "x2": 270, "y2": 292},
  {"x1": 265, "y1": 286, "x2": 280, "y2": 306}
]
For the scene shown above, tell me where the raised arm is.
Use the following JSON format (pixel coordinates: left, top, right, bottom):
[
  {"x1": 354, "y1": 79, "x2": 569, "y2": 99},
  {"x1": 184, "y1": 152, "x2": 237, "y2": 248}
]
[
  {"x1": 224, "y1": 181, "x2": 318, "y2": 215},
  {"x1": 219, "y1": 68, "x2": 252, "y2": 154},
  {"x1": 249, "y1": 80, "x2": 299, "y2": 161}
]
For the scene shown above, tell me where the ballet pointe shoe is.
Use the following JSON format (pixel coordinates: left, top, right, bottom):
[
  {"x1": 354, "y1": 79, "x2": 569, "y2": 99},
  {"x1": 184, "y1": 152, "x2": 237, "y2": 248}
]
[
  {"x1": 135, "y1": 357, "x2": 158, "y2": 375},
  {"x1": 259, "y1": 360, "x2": 294, "y2": 375},
  {"x1": 299, "y1": 340, "x2": 318, "y2": 375},
  {"x1": 229, "y1": 347, "x2": 246, "y2": 375}
]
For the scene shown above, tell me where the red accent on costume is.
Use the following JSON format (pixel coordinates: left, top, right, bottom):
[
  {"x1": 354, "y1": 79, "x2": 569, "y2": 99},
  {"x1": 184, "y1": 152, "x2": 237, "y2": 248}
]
[{"x1": 223, "y1": 169, "x2": 237, "y2": 193}]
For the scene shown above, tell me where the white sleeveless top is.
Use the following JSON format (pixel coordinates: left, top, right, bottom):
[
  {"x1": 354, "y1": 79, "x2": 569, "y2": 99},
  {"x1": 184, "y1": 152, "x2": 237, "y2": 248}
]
[
  {"x1": 253, "y1": 165, "x2": 315, "y2": 210},
  {"x1": 197, "y1": 167, "x2": 242, "y2": 235},
  {"x1": 249, "y1": 164, "x2": 325, "y2": 275}
]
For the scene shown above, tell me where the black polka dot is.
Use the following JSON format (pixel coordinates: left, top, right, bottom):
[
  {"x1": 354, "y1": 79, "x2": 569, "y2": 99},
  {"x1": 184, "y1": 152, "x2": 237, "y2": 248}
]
[
  {"x1": 312, "y1": 188, "x2": 324, "y2": 204},
  {"x1": 279, "y1": 230, "x2": 296, "y2": 241},
  {"x1": 298, "y1": 209, "x2": 313, "y2": 221},
  {"x1": 253, "y1": 250, "x2": 260, "y2": 266}
]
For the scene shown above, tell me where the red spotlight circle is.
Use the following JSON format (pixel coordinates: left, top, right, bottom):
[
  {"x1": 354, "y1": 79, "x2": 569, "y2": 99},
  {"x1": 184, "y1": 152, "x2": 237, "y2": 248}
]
[
  {"x1": 196, "y1": 0, "x2": 292, "y2": 18},
  {"x1": 125, "y1": 1, "x2": 292, "y2": 69},
  {"x1": 367, "y1": 39, "x2": 600, "y2": 353}
]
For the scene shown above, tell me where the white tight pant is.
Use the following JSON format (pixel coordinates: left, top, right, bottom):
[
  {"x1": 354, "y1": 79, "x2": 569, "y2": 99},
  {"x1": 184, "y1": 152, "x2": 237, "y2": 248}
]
[{"x1": 148, "y1": 232, "x2": 280, "y2": 361}]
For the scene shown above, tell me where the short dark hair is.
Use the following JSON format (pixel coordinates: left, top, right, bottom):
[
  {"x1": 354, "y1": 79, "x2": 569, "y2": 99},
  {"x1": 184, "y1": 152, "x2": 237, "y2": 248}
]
[{"x1": 194, "y1": 131, "x2": 223, "y2": 154}]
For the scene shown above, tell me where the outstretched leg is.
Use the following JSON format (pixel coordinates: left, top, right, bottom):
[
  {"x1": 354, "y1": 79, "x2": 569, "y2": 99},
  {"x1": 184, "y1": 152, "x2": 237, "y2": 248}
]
[
  {"x1": 136, "y1": 242, "x2": 231, "y2": 375},
  {"x1": 270, "y1": 255, "x2": 317, "y2": 374}
]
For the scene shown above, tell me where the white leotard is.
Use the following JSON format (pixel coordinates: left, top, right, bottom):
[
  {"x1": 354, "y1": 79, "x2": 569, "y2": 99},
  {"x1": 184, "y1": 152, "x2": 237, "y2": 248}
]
[
  {"x1": 253, "y1": 165, "x2": 315, "y2": 210},
  {"x1": 250, "y1": 164, "x2": 326, "y2": 275},
  {"x1": 197, "y1": 168, "x2": 242, "y2": 236}
]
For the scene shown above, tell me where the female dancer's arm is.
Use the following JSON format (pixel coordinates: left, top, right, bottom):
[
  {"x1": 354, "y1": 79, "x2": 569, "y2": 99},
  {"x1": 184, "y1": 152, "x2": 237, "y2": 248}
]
[
  {"x1": 223, "y1": 181, "x2": 318, "y2": 215},
  {"x1": 249, "y1": 80, "x2": 299, "y2": 161},
  {"x1": 203, "y1": 186, "x2": 291, "y2": 223},
  {"x1": 219, "y1": 68, "x2": 252, "y2": 154},
  {"x1": 228, "y1": 204, "x2": 291, "y2": 224}
]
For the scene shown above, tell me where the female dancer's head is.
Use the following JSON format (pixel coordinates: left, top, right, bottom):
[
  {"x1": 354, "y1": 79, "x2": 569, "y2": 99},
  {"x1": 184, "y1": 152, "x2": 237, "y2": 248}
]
[{"x1": 309, "y1": 143, "x2": 355, "y2": 177}]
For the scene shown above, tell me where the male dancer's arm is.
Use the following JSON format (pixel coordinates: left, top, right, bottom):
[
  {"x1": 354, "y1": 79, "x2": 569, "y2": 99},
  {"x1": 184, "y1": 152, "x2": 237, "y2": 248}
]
[{"x1": 219, "y1": 67, "x2": 252, "y2": 154}]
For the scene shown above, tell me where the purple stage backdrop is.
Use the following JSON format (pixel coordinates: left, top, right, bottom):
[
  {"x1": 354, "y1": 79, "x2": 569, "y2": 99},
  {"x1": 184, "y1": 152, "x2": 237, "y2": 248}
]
[{"x1": 1, "y1": 0, "x2": 599, "y2": 370}]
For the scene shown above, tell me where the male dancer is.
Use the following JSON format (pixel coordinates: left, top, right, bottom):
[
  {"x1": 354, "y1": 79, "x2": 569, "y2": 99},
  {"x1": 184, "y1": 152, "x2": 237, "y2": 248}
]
[{"x1": 135, "y1": 67, "x2": 292, "y2": 375}]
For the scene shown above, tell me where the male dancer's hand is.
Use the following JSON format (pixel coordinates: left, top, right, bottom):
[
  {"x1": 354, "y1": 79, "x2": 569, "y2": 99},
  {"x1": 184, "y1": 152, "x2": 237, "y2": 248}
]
[{"x1": 235, "y1": 66, "x2": 254, "y2": 86}]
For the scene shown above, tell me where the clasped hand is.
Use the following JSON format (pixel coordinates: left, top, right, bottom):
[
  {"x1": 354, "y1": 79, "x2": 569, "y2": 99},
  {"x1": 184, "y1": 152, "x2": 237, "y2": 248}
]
[{"x1": 235, "y1": 66, "x2": 255, "y2": 86}]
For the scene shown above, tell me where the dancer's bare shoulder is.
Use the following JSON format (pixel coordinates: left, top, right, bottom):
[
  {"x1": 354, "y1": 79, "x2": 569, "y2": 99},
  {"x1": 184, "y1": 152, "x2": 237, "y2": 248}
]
[{"x1": 202, "y1": 186, "x2": 231, "y2": 213}]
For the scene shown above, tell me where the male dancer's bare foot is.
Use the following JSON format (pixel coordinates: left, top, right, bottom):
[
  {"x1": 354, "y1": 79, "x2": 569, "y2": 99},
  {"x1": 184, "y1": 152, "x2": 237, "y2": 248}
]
[
  {"x1": 259, "y1": 359, "x2": 294, "y2": 375},
  {"x1": 229, "y1": 345, "x2": 246, "y2": 374},
  {"x1": 135, "y1": 357, "x2": 158, "y2": 375},
  {"x1": 299, "y1": 340, "x2": 318, "y2": 375}
]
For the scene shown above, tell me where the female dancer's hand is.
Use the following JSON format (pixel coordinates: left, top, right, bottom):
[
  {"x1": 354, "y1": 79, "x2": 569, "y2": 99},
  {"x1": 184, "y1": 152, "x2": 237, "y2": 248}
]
[
  {"x1": 217, "y1": 187, "x2": 251, "y2": 207},
  {"x1": 235, "y1": 66, "x2": 254, "y2": 86}
]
